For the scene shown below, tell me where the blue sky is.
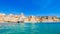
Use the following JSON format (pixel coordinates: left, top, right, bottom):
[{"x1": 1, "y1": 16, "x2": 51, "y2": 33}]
[{"x1": 0, "y1": 0, "x2": 60, "y2": 16}]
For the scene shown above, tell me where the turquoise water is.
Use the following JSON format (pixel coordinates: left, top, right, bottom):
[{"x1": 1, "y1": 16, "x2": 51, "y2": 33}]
[{"x1": 0, "y1": 22, "x2": 60, "y2": 34}]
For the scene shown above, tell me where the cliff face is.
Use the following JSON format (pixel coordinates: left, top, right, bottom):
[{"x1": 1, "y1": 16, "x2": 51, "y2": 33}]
[{"x1": 0, "y1": 13, "x2": 60, "y2": 23}]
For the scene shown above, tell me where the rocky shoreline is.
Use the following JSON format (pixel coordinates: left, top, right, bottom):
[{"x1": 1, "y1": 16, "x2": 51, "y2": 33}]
[{"x1": 0, "y1": 13, "x2": 60, "y2": 23}]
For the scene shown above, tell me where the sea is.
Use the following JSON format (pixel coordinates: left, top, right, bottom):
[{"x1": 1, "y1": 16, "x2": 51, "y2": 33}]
[{"x1": 0, "y1": 22, "x2": 60, "y2": 34}]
